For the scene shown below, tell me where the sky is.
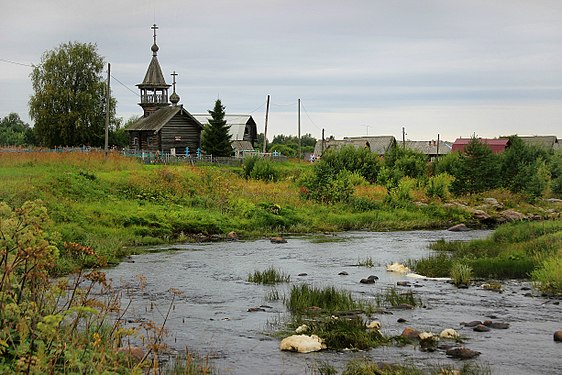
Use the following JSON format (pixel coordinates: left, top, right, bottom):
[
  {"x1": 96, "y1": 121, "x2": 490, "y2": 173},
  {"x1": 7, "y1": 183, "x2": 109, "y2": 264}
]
[{"x1": 2, "y1": 0, "x2": 562, "y2": 142}]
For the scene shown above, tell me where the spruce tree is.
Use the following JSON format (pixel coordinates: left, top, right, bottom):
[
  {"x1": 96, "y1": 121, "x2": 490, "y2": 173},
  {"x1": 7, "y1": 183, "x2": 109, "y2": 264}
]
[{"x1": 201, "y1": 99, "x2": 232, "y2": 156}]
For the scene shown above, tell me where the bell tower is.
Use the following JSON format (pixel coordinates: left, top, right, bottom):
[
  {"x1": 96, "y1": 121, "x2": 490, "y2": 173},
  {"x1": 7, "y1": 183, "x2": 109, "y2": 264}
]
[{"x1": 137, "y1": 24, "x2": 171, "y2": 117}]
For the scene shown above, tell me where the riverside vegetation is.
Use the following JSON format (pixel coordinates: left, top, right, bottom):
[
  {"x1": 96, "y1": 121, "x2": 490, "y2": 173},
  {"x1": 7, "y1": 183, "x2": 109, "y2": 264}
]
[{"x1": 0, "y1": 137, "x2": 560, "y2": 374}]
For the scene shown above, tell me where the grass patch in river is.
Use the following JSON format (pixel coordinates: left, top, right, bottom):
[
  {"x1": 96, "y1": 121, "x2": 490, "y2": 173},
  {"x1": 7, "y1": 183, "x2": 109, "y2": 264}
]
[
  {"x1": 248, "y1": 266, "x2": 290, "y2": 284},
  {"x1": 451, "y1": 262, "x2": 472, "y2": 287},
  {"x1": 314, "y1": 358, "x2": 493, "y2": 375},
  {"x1": 358, "y1": 256, "x2": 374, "y2": 268},
  {"x1": 286, "y1": 284, "x2": 374, "y2": 314},
  {"x1": 374, "y1": 287, "x2": 423, "y2": 308}
]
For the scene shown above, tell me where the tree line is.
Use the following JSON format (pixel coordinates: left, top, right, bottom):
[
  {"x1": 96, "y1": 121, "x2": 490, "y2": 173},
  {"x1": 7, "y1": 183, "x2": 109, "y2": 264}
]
[{"x1": 299, "y1": 136, "x2": 562, "y2": 203}]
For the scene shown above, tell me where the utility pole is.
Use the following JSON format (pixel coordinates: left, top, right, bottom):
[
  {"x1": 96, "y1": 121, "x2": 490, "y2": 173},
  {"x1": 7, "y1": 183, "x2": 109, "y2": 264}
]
[
  {"x1": 298, "y1": 98, "x2": 301, "y2": 160},
  {"x1": 105, "y1": 62, "x2": 111, "y2": 156},
  {"x1": 436, "y1": 133, "x2": 440, "y2": 161},
  {"x1": 321, "y1": 128, "x2": 325, "y2": 155},
  {"x1": 262, "y1": 94, "x2": 270, "y2": 154},
  {"x1": 402, "y1": 126, "x2": 406, "y2": 149}
]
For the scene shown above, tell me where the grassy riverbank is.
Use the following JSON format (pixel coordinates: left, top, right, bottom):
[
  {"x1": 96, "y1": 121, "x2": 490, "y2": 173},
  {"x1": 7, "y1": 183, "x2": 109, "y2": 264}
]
[
  {"x1": 0, "y1": 151, "x2": 471, "y2": 272},
  {"x1": 1, "y1": 151, "x2": 560, "y2": 287}
]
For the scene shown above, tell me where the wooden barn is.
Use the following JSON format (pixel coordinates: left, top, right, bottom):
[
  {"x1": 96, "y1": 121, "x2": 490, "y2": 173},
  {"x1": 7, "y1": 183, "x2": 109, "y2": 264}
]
[
  {"x1": 126, "y1": 25, "x2": 202, "y2": 155},
  {"x1": 193, "y1": 114, "x2": 258, "y2": 147}
]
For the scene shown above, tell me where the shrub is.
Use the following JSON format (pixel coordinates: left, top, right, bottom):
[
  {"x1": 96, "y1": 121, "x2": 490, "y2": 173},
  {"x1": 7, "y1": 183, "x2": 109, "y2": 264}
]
[
  {"x1": 243, "y1": 156, "x2": 279, "y2": 182},
  {"x1": 426, "y1": 173, "x2": 454, "y2": 200}
]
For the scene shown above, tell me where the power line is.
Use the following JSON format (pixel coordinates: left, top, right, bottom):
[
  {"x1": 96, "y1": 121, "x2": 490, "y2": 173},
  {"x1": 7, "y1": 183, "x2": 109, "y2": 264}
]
[
  {"x1": 300, "y1": 100, "x2": 323, "y2": 132},
  {"x1": 0, "y1": 58, "x2": 34, "y2": 68},
  {"x1": 110, "y1": 74, "x2": 139, "y2": 97}
]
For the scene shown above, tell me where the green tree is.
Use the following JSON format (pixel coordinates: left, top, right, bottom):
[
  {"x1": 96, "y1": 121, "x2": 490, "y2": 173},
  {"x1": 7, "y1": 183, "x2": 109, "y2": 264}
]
[
  {"x1": 29, "y1": 42, "x2": 116, "y2": 147},
  {"x1": 269, "y1": 133, "x2": 317, "y2": 157},
  {"x1": 201, "y1": 99, "x2": 232, "y2": 156},
  {"x1": 0, "y1": 113, "x2": 34, "y2": 146},
  {"x1": 499, "y1": 136, "x2": 548, "y2": 193},
  {"x1": 450, "y1": 137, "x2": 500, "y2": 194}
]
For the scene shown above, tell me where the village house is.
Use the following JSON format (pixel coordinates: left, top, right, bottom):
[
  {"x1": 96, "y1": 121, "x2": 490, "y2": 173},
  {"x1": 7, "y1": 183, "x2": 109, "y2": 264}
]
[
  {"x1": 519, "y1": 136, "x2": 560, "y2": 152},
  {"x1": 313, "y1": 136, "x2": 396, "y2": 157},
  {"x1": 403, "y1": 140, "x2": 451, "y2": 160},
  {"x1": 451, "y1": 138, "x2": 510, "y2": 154}
]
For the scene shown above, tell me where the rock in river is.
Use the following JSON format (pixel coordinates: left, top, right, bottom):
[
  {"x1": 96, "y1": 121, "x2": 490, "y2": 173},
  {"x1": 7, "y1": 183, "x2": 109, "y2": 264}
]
[
  {"x1": 553, "y1": 331, "x2": 562, "y2": 342},
  {"x1": 473, "y1": 324, "x2": 491, "y2": 332},
  {"x1": 483, "y1": 320, "x2": 509, "y2": 329},
  {"x1": 270, "y1": 236, "x2": 287, "y2": 244},
  {"x1": 280, "y1": 334, "x2": 326, "y2": 353},
  {"x1": 448, "y1": 223, "x2": 470, "y2": 232},
  {"x1": 446, "y1": 347, "x2": 481, "y2": 359}
]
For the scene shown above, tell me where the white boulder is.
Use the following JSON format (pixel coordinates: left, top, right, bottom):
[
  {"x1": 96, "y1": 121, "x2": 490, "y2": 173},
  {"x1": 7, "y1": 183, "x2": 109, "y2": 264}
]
[
  {"x1": 439, "y1": 328, "x2": 460, "y2": 339},
  {"x1": 280, "y1": 334, "x2": 326, "y2": 353},
  {"x1": 366, "y1": 320, "x2": 381, "y2": 330},
  {"x1": 295, "y1": 324, "x2": 309, "y2": 334},
  {"x1": 386, "y1": 262, "x2": 411, "y2": 274}
]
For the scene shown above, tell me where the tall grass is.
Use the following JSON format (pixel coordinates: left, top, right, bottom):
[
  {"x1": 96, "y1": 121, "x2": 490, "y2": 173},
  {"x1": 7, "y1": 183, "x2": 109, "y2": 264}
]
[
  {"x1": 286, "y1": 284, "x2": 371, "y2": 314},
  {"x1": 451, "y1": 262, "x2": 473, "y2": 286},
  {"x1": 374, "y1": 287, "x2": 423, "y2": 308},
  {"x1": 247, "y1": 266, "x2": 290, "y2": 284}
]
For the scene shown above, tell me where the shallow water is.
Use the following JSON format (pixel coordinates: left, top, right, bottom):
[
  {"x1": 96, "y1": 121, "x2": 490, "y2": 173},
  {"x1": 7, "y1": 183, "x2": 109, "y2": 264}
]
[{"x1": 104, "y1": 230, "x2": 561, "y2": 374}]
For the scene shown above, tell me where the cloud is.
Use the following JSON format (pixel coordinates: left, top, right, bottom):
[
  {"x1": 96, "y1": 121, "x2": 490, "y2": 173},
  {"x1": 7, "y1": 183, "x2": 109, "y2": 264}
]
[{"x1": 2, "y1": 0, "x2": 562, "y2": 141}]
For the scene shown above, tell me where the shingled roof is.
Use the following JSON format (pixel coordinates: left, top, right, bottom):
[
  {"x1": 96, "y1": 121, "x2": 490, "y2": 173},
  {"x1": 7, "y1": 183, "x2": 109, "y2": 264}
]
[
  {"x1": 404, "y1": 140, "x2": 451, "y2": 156},
  {"x1": 137, "y1": 56, "x2": 170, "y2": 88},
  {"x1": 518, "y1": 136, "x2": 559, "y2": 151},
  {"x1": 314, "y1": 136, "x2": 396, "y2": 156},
  {"x1": 126, "y1": 106, "x2": 203, "y2": 133}
]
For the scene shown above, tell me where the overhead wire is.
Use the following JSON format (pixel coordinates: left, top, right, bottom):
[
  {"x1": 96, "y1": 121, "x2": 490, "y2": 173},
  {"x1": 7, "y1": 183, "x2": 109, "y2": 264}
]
[
  {"x1": 110, "y1": 74, "x2": 139, "y2": 97},
  {"x1": 0, "y1": 58, "x2": 34, "y2": 68}
]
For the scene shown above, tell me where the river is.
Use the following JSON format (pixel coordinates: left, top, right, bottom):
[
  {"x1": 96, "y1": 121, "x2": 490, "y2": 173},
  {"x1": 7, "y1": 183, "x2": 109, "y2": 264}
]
[{"x1": 104, "y1": 230, "x2": 561, "y2": 374}]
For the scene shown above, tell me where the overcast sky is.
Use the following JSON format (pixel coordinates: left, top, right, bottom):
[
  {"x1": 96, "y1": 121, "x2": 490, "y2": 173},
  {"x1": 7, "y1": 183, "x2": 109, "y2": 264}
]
[{"x1": 2, "y1": 0, "x2": 562, "y2": 141}]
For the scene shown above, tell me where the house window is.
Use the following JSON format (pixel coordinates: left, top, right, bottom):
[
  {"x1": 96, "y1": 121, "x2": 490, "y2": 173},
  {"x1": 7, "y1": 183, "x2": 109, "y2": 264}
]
[
  {"x1": 147, "y1": 136, "x2": 153, "y2": 146},
  {"x1": 133, "y1": 137, "x2": 138, "y2": 146}
]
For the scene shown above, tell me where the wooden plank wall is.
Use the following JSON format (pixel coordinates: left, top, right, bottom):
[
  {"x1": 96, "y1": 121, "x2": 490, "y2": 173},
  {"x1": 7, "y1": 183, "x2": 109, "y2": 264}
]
[{"x1": 159, "y1": 112, "x2": 201, "y2": 155}]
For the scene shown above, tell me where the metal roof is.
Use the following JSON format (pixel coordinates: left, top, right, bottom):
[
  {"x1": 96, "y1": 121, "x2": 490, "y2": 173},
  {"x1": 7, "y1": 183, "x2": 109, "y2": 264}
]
[{"x1": 192, "y1": 114, "x2": 254, "y2": 140}]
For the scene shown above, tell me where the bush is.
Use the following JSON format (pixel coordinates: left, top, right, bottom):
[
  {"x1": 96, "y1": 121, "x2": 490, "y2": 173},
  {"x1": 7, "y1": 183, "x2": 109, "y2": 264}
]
[
  {"x1": 426, "y1": 173, "x2": 454, "y2": 200},
  {"x1": 243, "y1": 156, "x2": 280, "y2": 182}
]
